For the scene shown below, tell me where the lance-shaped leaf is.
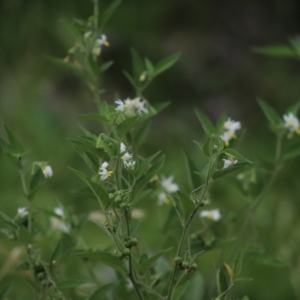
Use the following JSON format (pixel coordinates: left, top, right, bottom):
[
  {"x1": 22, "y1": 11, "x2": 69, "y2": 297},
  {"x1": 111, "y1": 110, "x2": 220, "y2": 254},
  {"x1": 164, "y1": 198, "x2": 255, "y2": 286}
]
[
  {"x1": 252, "y1": 45, "x2": 296, "y2": 57},
  {"x1": 176, "y1": 191, "x2": 195, "y2": 218},
  {"x1": 283, "y1": 143, "x2": 300, "y2": 161},
  {"x1": 4, "y1": 125, "x2": 24, "y2": 153},
  {"x1": 138, "y1": 248, "x2": 172, "y2": 275},
  {"x1": 45, "y1": 56, "x2": 85, "y2": 77},
  {"x1": 258, "y1": 98, "x2": 282, "y2": 127},
  {"x1": 212, "y1": 162, "x2": 249, "y2": 180},
  {"x1": 222, "y1": 148, "x2": 252, "y2": 163},
  {"x1": 89, "y1": 283, "x2": 115, "y2": 300},
  {"x1": 195, "y1": 110, "x2": 214, "y2": 136},
  {"x1": 131, "y1": 48, "x2": 145, "y2": 80},
  {"x1": 69, "y1": 168, "x2": 110, "y2": 209},
  {"x1": 245, "y1": 252, "x2": 289, "y2": 267},
  {"x1": 286, "y1": 102, "x2": 300, "y2": 115},
  {"x1": 75, "y1": 251, "x2": 126, "y2": 274},
  {"x1": 133, "y1": 155, "x2": 165, "y2": 196},
  {"x1": 100, "y1": 0, "x2": 122, "y2": 30},
  {"x1": 203, "y1": 137, "x2": 214, "y2": 158},
  {"x1": 57, "y1": 280, "x2": 91, "y2": 290},
  {"x1": 233, "y1": 249, "x2": 243, "y2": 277},
  {"x1": 28, "y1": 168, "x2": 45, "y2": 199},
  {"x1": 0, "y1": 284, "x2": 13, "y2": 300},
  {"x1": 154, "y1": 52, "x2": 181, "y2": 76},
  {"x1": 181, "y1": 150, "x2": 200, "y2": 189}
]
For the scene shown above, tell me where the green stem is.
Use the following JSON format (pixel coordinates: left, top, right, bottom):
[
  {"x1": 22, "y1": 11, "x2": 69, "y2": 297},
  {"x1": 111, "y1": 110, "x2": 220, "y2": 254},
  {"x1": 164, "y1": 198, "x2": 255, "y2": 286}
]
[
  {"x1": 167, "y1": 180, "x2": 210, "y2": 300},
  {"x1": 124, "y1": 209, "x2": 144, "y2": 300}
]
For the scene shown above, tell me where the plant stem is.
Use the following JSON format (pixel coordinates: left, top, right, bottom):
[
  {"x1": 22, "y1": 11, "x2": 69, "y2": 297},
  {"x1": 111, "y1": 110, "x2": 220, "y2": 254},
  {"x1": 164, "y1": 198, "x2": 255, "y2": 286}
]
[
  {"x1": 124, "y1": 209, "x2": 144, "y2": 300},
  {"x1": 166, "y1": 182, "x2": 209, "y2": 300}
]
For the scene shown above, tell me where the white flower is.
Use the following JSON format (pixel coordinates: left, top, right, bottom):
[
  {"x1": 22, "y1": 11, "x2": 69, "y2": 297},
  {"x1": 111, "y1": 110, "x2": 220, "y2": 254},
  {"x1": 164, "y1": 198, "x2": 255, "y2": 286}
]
[
  {"x1": 115, "y1": 99, "x2": 126, "y2": 112},
  {"x1": 161, "y1": 176, "x2": 179, "y2": 193},
  {"x1": 54, "y1": 207, "x2": 64, "y2": 217},
  {"x1": 223, "y1": 158, "x2": 238, "y2": 169},
  {"x1": 224, "y1": 118, "x2": 241, "y2": 133},
  {"x1": 120, "y1": 143, "x2": 127, "y2": 153},
  {"x1": 121, "y1": 152, "x2": 133, "y2": 161},
  {"x1": 220, "y1": 117, "x2": 241, "y2": 146},
  {"x1": 200, "y1": 209, "x2": 221, "y2": 221},
  {"x1": 124, "y1": 160, "x2": 136, "y2": 170},
  {"x1": 95, "y1": 34, "x2": 109, "y2": 47},
  {"x1": 283, "y1": 112, "x2": 300, "y2": 134},
  {"x1": 115, "y1": 98, "x2": 148, "y2": 117},
  {"x1": 99, "y1": 162, "x2": 113, "y2": 180},
  {"x1": 18, "y1": 207, "x2": 29, "y2": 218},
  {"x1": 92, "y1": 34, "x2": 109, "y2": 56},
  {"x1": 158, "y1": 192, "x2": 170, "y2": 206},
  {"x1": 42, "y1": 165, "x2": 53, "y2": 178}
]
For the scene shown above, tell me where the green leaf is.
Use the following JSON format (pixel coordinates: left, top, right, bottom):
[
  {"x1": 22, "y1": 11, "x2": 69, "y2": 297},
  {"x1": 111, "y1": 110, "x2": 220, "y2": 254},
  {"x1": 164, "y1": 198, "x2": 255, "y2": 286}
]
[
  {"x1": 123, "y1": 70, "x2": 136, "y2": 89},
  {"x1": 131, "y1": 48, "x2": 145, "y2": 80},
  {"x1": 100, "y1": 0, "x2": 122, "y2": 29},
  {"x1": 181, "y1": 150, "x2": 200, "y2": 189},
  {"x1": 212, "y1": 162, "x2": 249, "y2": 180},
  {"x1": 100, "y1": 61, "x2": 114, "y2": 73},
  {"x1": 151, "y1": 101, "x2": 171, "y2": 115},
  {"x1": 215, "y1": 113, "x2": 227, "y2": 134},
  {"x1": 4, "y1": 125, "x2": 24, "y2": 152},
  {"x1": 233, "y1": 250, "x2": 243, "y2": 277},
  {"x1": 0, "y1": 283, "x2": 13, "y2": 300},
  {"x1": 203, "y1": 137, "x2": 213, "y2": 158},
  {"x1": 75, "y1": 251, "x2": 126, "y2": 273},
  {"x1": 145, "y1": 58, "x2": 155, "y2": 77},
  {"x1": 173, "y1": 280, "x2": 190, "y2": 300},
  {"x1": 133, "y1": 155, "x2": 165, "y2": 197},
  {"x1": 57, "y1": 280, "x2": 90, "y2": 290},
  {"x1": 216, "y1": 266, "x2": 228, "y2": 295},
  {"x1": 222, "y1": 148, "x2": 252, "y2": 163},
  {"x1": 252, "y1": 45, "x2": 296, "y2": 57},
  {"x1": 138, "y1": 248, "x2": 172, "y2": 275},
  {"x1": 45, "y1": 56, "x2": 84, "y2": 77},
  {"x1": 79, "y1": 114, "x2": 109, "y2": 122},
  {"x1": 49, "y1": 240, "x2": 63, "y2": 264},
  {"x1": 286, "y1": 102, "x2": 300, "y2": 115},
  {"x1": 283, "y1": 143, "x2": 300, "y2": 161},
  {"x1": 130, "y1": 221, "x2": 142, "y2": 235},
  {"x1": 134, "y1": 121, "x2": 150, "y2": 146},
  {"x1": 0, "y1": 209, "x2": 18, "y2": 229},
  {"x1": 89, "y1": 283, "x2": 114, "y2": 300},
  {"x1": 25, "y1": 279, "x2": 41, "y2": 293},
  {"x1": 195, "y1": 110, "x2": 214, "y2": 136},
  {"x1": 176, "y1": 191, "x2": 195, "y2": 217},
  {"x1": 28, "y1": 168, "x2": 45, "y2": 199},
  {"x1": 136, "y1": 151, "x2": 161, "y2": 177},
  {"x1": 154, "y1": 52, "x2": 181, "y2": 76},
  {"x1": 245, "y1": 252, "x2": 289, "y2": 267},
  {"x1": 69, "y1": 168, "x2": 110, "y2": 209},
  {"x1": 258, "y1": 98, "x2": 282, "y2": 126}
]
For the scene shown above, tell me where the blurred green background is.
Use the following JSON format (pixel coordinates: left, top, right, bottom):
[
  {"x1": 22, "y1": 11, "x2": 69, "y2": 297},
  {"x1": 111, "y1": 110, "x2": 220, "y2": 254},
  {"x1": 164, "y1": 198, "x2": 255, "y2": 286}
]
[{"x1": 1, "y1": 0, "x2": 300, "y2": 299}]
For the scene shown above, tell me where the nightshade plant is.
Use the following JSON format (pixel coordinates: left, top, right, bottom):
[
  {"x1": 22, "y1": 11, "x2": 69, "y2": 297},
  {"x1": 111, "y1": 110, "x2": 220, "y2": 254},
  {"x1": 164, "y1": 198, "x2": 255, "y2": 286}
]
[{"x1": 1, "y1": 1, "x2": 300, "y2": 300}]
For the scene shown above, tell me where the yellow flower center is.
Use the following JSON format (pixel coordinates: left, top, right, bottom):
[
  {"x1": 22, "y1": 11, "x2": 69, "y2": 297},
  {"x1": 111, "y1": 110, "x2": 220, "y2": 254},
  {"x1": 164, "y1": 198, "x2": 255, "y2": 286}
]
[{"x1": 107, "y1": 171, "x2": 114, "y2": 177}]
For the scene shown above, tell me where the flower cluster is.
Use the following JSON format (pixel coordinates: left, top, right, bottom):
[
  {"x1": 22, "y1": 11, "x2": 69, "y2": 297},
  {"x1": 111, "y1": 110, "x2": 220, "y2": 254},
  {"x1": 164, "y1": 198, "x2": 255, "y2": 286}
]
[
  {"x1": 220, "y1": 118, "x2": 241, "y2": 147},
  {"x1": 200, "y1": 209, "x2": 221, "y2": 221},
  {"x1": 283, "y1": 112, "x2": 300, "y2": 135},
  {"x1": 158, "y1": 176, "x2": 179, "y2": 205},
  {"x1": 120, "y1": 143, "x2": 136, "y2": 170},
  {"x1": 99, "y1": 162, "x2": 114, "y2": 180},
  {"x1": 115, "y1": 97, "x2": 148, "y2": 117}
]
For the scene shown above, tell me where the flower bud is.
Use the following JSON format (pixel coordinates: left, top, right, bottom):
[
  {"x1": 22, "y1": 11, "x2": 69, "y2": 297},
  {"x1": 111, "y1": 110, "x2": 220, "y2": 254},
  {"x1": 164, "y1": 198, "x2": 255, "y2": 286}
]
[{"x1": 174, "y1": 256, "x2": 183, "y2": 265}]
